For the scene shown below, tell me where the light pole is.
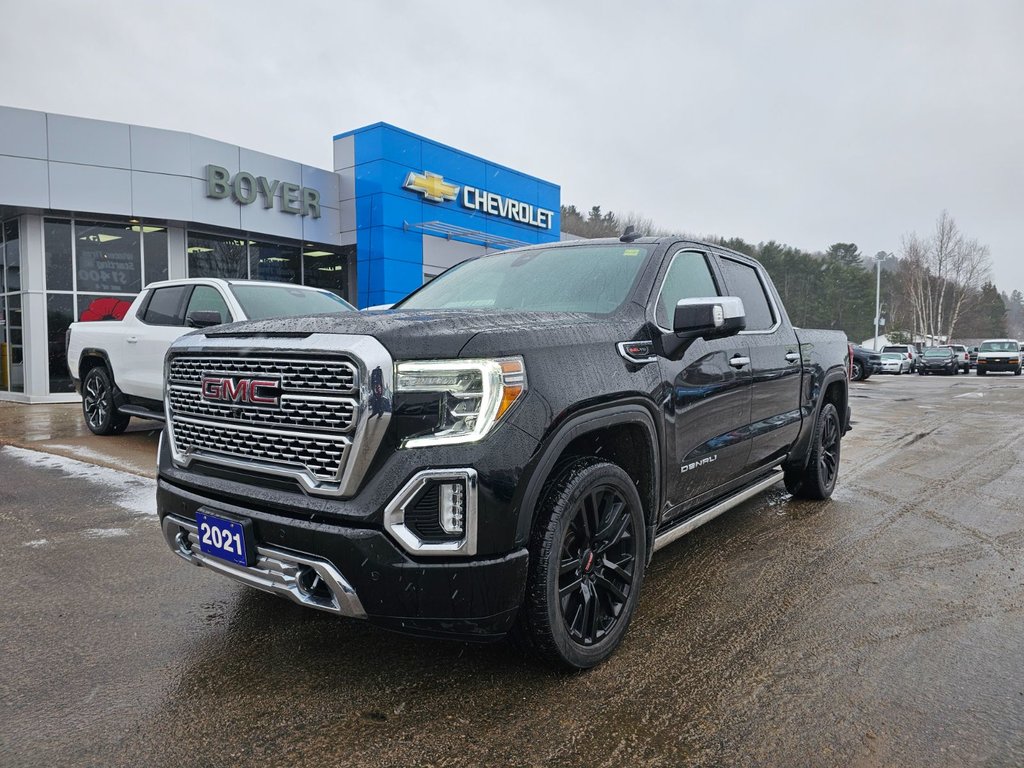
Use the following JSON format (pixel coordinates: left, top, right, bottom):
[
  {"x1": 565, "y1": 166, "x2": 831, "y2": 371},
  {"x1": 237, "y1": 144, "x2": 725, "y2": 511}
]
[{"x1": 872, "y1": 252, "x2": 888, "y2": 351}]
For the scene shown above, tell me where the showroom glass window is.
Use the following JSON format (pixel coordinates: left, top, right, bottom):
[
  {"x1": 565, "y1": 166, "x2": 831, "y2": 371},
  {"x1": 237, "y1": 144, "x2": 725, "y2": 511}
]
[
  {"x1": 43, "y1": 217, "x2": 169, "y2": 394},
  {"x1": 187, "y1": 232, "x2": 248, "y2": 279},
  {"x1": 187, "y1": 230, "x2": 354, "y2": 302},
  {"x1": 1, "y1": 219, "x2": 24, "y2": 392}
]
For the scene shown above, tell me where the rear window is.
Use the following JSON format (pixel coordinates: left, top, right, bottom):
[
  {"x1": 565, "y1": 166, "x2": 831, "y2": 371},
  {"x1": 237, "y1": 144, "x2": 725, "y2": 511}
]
[{"x1": 923, "y1": 348, "x2": 952, "y2": 357}]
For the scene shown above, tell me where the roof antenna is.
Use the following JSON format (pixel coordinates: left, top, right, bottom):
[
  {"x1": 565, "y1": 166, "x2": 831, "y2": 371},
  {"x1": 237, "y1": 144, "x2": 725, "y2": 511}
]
[{"x1": 620, "y1": 225, "x2": 642, "y2": 242}]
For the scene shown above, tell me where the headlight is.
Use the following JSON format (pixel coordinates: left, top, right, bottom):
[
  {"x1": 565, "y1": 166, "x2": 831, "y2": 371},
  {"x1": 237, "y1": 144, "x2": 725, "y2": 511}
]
[{"x1": 395, "y1": 357, "x2": 526, "y2": 447}]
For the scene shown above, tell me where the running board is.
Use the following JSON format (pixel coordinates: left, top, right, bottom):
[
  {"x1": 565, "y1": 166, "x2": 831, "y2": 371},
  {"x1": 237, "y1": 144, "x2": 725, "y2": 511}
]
[
  {"x1": 117, "y1": 404, "x2": 165, "y2": 422},
  {"x1": 653, "y1": 468, "x2": 785, "y2": 553}
]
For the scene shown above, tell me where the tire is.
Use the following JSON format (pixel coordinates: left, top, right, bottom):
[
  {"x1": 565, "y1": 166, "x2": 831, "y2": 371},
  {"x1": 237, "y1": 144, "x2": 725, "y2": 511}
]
[
  {"x1": 1016, "y1": 367, "x2": 1022, "y2": 376},
  {"x1": 82, "y1": 366, "x2": 130, "y2": 436},
  {"x1": 851, "y1": 361, "x2": 864, "y2": 381},
  {"x1": 978, "y1": 369, "x2": 986, "y2": 376},
  {"x1": 784, "y1": 402, "x2": 841, "y2": 500},
  {"x1": 513, "y1": 458, "x2": 646, "y2": 669}
]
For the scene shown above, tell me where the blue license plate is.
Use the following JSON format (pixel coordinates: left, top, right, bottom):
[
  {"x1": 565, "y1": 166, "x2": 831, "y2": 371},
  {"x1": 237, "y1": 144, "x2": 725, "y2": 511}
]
[{"x1": 196, "y1": 511, "x2": 250, "y2": 566}]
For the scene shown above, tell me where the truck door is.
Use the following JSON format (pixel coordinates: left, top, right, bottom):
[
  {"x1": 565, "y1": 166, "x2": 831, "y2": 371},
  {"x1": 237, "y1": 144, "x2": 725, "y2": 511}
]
[
  {"x1": 718, "y1": 256, "x2": 802, "y2": 473},
  {"x1": 124, "y1": 284, "x2": 193, "y2": 402},
  {"x1": 652, "y1": 248, "x2": 753, "y2": 522}
]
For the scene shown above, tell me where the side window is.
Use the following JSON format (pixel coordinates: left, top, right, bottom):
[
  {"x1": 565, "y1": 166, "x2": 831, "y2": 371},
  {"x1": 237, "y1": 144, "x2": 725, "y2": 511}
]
[
  {"x1": 185, "y1": 285, "x2": 231, "y2": 324},
  {"x1": 656, "y1": 250, "x2": 719, "y2": 328},
  {"x1": 141, "y1": 286, "x2": 190, "y2": 326},
  {"x1": 718, "y1": 258, "x2": 775, "y2": 331}
]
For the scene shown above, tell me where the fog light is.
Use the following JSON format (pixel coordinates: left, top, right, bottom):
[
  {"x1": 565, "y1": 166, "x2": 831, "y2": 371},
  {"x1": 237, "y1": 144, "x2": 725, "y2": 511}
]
[{"x1": 439, "y1": 482, "x2": 465, "y2": 535}]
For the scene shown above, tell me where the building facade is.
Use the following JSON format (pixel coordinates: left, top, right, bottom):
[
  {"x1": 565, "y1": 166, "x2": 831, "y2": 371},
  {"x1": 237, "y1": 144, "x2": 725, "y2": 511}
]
[{"x1": 0, "y1": 107, "x2": 560, "y2": 402}]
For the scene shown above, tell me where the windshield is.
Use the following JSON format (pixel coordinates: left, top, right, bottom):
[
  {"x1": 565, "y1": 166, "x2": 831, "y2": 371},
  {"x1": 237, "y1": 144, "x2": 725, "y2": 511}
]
[
  {"x1": 923, "y1": 348, "x2": 951, "y2": 357},
  {"x1": 230, "y1": 284, "x2": 355, "y2": 320},
  {"x1": 397, "y1": 244, "x2": 654, "y2": 314},
  {"x1": 979, "y1": 341, "x2": 1018, "y2": 352}
]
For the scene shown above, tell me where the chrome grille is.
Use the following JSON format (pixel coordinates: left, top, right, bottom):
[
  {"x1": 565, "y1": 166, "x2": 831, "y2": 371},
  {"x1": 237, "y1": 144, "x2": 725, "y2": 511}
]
[
  {"x1": 167, "y1": 353, "x2": 360, "y2": 490},
  {"x1": 172, "y1": 416, "x2": 347, "y2": 482},
  {"x1": 167, "y1": 386, "x2": 356, "y2": 433},
  {"x1": 169, "y1": 356, "x2": 357, "y2": 393}
]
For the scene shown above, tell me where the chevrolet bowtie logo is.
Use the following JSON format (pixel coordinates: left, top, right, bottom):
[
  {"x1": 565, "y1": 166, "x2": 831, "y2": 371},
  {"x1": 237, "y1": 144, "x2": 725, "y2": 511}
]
[{"x1": 404, "y1": 171, "x2": 460, "y2": 203}]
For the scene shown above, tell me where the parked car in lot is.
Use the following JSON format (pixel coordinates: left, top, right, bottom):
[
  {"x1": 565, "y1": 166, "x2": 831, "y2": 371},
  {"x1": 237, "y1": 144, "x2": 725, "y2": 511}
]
[
  {"x1": 879, "y1": 352, "x2": 911, "y2": 374},
  {"x1": 156, "y1": 236, "x2": 851, "y2": 668},
  {"x1": 945, "y1": 344, "x2": 971, "y2": 373},
  {"x1": 918, "y1": 346, "x2": 959, "y2": 375},
  {"x1": 975, "y1": 338, "x2": 1022, "y2": 376},
  {"x1": 66, "y1": 278, "x2": 356, "y2": 434},
  {"x1": 882, "y1": 344, "x2": 920, "y2": 372},
  {"x1": 850, "y1": 345, "x2": 882, "y2": 381}
]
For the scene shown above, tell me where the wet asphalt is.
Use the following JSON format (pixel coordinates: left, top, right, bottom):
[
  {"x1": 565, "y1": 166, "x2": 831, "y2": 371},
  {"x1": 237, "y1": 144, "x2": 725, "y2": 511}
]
[{"x1": 0, "y1": 374, "x2": 1022, "y2": 767}]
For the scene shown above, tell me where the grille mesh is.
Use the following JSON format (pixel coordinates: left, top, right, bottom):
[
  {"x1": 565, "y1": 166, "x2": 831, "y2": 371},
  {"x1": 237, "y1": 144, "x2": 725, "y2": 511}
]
[
  {"x1": 172, "y1": 417, "x2": 348, "y2": 482},
  {"x1": 167, "y1": 354, "x2": 360, "y2": 487},
  {"x1": 168, "y1": 386, "x2": 356, "y2": 433},
  {"x1": 169, "y1": 356, "x2": 356, "y2": 393}
]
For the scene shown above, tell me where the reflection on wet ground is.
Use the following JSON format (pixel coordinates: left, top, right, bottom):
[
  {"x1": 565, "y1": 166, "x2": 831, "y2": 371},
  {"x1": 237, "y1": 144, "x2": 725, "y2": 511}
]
[{"x1": 0, "y1": 402, "x2": 160, "y2": 477}]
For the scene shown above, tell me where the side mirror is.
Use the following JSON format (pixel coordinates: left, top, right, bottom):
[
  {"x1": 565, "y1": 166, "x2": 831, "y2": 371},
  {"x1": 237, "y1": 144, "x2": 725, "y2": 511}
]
[
  {"x1": 673, "y1": 296, "x2": 746, "y2": 339},
  {"x1": 187, "y1": 310, "x2": 223, "y2": 328}
]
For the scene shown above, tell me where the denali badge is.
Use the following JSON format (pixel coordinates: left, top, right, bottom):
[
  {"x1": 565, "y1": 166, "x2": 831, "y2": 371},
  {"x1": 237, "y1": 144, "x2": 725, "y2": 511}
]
[
  {"x1": 681, "y1": 455, "x2": 717, "y2": 474},
  {"x1": 201, "y1": 375, "x2": 280, "y2": 407}
]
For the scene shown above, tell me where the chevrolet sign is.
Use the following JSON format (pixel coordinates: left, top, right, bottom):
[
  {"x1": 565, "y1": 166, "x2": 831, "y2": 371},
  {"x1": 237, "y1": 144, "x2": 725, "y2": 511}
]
[{"x1": 403, "y1": 170, "x2": 554, "y2": 230}]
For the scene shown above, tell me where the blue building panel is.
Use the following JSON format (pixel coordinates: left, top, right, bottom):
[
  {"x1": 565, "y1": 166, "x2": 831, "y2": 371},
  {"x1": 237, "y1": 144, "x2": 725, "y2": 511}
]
[{"x1": 338, "y1": 122, "x2": 560, "y2": 307}]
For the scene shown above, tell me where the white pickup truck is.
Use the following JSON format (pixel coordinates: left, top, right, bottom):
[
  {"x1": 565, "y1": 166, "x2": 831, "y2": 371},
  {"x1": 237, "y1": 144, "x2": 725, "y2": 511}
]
[{"x1": 66, "y1": 278, "x2": 355, "y2": 434}]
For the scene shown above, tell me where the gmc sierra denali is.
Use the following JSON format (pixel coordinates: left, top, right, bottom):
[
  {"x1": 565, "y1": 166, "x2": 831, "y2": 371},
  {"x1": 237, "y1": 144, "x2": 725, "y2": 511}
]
[{"x1": 157, "y1": 236, "x2": 850, "y2": 668}]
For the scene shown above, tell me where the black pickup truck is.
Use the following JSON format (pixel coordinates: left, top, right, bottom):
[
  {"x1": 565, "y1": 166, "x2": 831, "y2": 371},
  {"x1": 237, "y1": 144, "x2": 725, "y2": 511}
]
[{"x1": 157, "y1": 237, "x2": 850, "y2": 668}]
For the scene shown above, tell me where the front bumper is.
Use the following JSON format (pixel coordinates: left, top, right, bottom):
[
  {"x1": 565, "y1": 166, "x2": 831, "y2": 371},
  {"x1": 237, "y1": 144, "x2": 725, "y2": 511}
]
[
  {"x1": 157, "y1": 477, "x2": 529, "y2": 640},
  {"x1": 977, "y1": 358, "x2": 1020, "y2": 371}
]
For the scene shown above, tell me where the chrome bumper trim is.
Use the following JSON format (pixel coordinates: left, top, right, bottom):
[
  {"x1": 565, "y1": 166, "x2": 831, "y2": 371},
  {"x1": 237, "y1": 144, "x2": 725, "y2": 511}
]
[
  {"x1": 161, "y1": 515, "x2": 366, "y2": 619},
  {"x1": 384, "y1": 468, "x2": 479, "y2": 557}
]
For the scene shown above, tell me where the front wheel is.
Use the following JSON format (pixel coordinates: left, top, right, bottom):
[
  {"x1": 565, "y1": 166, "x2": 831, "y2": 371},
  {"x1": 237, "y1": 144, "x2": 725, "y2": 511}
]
[
  {"x1": 784, "y1": 402, "x2": 841, "y2": 500},
  {"x1": 851, "y1": 361, "x2": 864, "y2": 381},
  {"x1": 513, "y1": 458, "x2": 647, "y2": 669},
  {"x1": 82, "y1": 366, "x2": 130, "y2": 436},
  {"x1": 978, "y1": 369, "x2": 987, "y2": 376}
]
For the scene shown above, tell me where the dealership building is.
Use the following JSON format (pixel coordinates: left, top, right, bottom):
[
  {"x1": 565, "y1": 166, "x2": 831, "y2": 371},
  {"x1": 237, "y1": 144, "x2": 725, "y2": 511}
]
[{"x1": 0, "y1": 105, "x2": 561, "y2": 402}]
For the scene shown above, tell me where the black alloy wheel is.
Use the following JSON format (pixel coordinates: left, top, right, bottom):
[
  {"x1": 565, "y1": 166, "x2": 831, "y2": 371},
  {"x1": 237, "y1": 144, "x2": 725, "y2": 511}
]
[
  {"x1": 82, "y1": 366, "x2": 130, "y2": 436},
  {"x1": 514, "y1": 458, "x2": 646, "y2": 669},
  {"x1": 784, "y1": 402, "x2": 841, "y2": 500}
]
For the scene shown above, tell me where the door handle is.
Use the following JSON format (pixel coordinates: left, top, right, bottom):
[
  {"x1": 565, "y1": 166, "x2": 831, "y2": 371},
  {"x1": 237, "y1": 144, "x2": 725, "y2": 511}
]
[
  {"x1": 785, "y1": 351, "x2": 800, "y2": 363},
  {"x1": 126, "y1": 336, "x2": 138, "y2": 344},
  {"x1": 729, "y1": 356, "x2": 751, "y2": 369}
]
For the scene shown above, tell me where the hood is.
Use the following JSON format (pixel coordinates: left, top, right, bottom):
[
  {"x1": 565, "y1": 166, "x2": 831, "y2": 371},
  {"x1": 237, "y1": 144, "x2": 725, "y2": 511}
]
[{"x1": 201, "y1": 308, "x2": 611, "y2": 360}]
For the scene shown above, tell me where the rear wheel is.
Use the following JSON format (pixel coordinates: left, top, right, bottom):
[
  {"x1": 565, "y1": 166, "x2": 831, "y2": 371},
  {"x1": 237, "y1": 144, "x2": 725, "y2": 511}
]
[
  {"x1": 851, "y1": 360, "x2": 864, "y2": 381},
  {"x1": 978, "y1": 368, "x2": 987, "y2": 376},
  {"x1": 784, "y1": 402, "x2": 841, "y2": 500},
  {"x1": 82, "y1": 366, "x2": 130, "y2": 436},
  {"x1": 513, "y1": 458, "x2": 646, "y2": 669}
]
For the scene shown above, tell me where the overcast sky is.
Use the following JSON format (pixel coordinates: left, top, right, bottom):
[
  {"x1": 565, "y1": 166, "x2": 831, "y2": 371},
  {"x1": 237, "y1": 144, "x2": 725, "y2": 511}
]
[{"x1": 3, "y1": 1, "x2": 1022, "y2": 292}]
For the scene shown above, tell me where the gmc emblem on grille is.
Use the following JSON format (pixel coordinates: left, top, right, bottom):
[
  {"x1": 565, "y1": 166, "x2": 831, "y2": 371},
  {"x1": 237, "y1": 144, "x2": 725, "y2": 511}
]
[{"x1": 201, "y1": 375, "x2": 281, "y2": 407}]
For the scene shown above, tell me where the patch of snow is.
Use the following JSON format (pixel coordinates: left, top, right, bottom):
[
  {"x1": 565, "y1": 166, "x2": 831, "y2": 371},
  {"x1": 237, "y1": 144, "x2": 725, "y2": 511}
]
[
  {"x1": 1, "y1": 445, "x2": 156, "y2": 516},
  {"x1": 953, "y1": 392, "x2": 984, "y2": 399},
  {"x1": 45, "y1": 443, "x2": 150, "y2": 471},
  {"x1": 23, "y1": 539, "x2": 49, "y2": 548},
  {"x1": 83, "y1": 527, "x2": 131, "y2": 538}
]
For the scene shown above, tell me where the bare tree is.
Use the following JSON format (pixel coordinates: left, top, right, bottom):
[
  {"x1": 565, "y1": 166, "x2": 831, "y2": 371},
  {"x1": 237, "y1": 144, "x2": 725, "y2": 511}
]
[{"x1": 899, "y1": 211, "x2": 991, "y2": 344}]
